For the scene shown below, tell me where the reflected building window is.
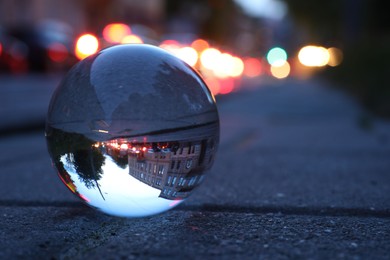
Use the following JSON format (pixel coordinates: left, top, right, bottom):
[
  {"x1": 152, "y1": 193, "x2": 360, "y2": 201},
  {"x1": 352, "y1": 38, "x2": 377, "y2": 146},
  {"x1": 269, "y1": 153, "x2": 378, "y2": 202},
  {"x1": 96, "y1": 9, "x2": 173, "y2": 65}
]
[
  {"x1": 127, "y1": 138, "x2": 216, "y2": 200},
  {"x1": 186, "y1": 159, "x2": 192, "y2": 169}
]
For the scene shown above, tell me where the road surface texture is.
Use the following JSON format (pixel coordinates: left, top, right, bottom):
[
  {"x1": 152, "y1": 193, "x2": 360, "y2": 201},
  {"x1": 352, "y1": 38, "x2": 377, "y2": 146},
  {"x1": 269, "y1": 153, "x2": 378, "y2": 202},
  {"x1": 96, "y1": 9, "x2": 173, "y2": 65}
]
[{"x1": 1, "y1": 74, "x2": 389, "y2": 259}]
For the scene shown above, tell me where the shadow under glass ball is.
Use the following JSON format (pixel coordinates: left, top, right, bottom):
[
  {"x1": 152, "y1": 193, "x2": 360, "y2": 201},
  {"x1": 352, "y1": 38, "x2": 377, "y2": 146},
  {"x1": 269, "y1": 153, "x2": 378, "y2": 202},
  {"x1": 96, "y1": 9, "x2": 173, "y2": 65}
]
[{"x1": 45, "y1": 44, "x2": 219, "y2": 218}]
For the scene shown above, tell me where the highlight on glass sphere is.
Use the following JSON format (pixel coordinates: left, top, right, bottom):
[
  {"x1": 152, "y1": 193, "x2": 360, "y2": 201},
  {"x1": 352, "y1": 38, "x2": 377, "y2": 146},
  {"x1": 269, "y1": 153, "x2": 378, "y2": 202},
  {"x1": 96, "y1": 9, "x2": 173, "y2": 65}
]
[{"x1": 45, "y1": 44, "x2": 219, "y2": 218}]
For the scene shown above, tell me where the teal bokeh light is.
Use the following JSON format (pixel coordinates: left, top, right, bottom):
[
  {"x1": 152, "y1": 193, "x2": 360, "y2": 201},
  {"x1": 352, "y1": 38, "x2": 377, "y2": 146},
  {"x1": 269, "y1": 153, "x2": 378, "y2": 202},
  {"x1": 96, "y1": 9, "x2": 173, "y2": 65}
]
[{"x1": 266, "y1": 47, "x2": 287, "y2": 65}]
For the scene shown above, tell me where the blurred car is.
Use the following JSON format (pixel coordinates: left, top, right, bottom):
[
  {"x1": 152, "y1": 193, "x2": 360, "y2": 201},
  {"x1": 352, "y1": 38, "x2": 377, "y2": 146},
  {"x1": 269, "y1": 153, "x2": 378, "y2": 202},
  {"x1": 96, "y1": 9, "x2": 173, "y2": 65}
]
[
  {"x1": 5, "y1": 20, "x2": 76, "y2": 72},
  {"x1": 0, "y1": 26, "x2": 29, "y2": 73}
]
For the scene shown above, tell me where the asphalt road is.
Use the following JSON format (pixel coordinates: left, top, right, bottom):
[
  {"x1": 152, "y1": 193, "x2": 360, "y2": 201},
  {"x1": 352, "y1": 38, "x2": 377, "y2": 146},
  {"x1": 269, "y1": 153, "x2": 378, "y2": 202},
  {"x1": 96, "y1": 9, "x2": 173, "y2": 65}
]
[{"x1": 0, "y1": 75, "x2": 389, "y2": 259}]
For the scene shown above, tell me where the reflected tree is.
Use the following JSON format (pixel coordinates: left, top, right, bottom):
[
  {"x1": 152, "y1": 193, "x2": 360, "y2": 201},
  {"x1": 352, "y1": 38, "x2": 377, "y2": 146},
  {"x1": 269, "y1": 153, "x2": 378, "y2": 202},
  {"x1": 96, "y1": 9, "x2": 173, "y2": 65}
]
[
  {"x1": 71, "y1": 148, "x2": 105, "y2": 189},
  {"x1": 46, "y1": 127, "x2": 105, "y2": 191},
  {"x1": 105, "y1": 149, "x2": 128, "y2": 169}
]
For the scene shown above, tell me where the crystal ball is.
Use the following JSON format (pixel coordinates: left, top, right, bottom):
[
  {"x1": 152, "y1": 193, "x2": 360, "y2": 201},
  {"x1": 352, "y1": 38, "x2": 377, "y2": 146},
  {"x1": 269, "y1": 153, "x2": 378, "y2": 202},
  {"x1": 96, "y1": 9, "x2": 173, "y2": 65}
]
[{"x1": 45, "y1": 44, "x2": 219, "y2": 217}]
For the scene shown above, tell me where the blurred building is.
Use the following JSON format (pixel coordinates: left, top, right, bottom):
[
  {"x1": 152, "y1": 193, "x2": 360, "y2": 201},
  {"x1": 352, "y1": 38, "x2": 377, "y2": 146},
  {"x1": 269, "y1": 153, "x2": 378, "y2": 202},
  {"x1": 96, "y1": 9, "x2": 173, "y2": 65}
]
[
  {"x1": 0, "y1": 0, "x2": 85, "y2": 31},
  {"x1": 0, "y1": 0, "x2": 164, "y2": 34}
]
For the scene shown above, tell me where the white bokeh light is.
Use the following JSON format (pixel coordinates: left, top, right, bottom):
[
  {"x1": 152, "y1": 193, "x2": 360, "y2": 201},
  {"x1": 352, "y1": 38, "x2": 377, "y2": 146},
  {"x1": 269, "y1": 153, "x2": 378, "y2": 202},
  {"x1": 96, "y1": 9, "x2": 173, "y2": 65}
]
[{"x1": 234, "y1": 0, "x2": 288, "y2": 20}]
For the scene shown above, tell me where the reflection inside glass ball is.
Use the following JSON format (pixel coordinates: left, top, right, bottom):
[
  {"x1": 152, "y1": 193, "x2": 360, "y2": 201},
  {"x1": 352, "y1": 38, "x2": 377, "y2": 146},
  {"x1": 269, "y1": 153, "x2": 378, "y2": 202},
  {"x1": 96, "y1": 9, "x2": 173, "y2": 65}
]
[
  {"x1": 46, "y1": 44, "x2": 219, "y2": 217},
  {"x1": 47, "y1": 126, "x2": 218, "y2": 217}
]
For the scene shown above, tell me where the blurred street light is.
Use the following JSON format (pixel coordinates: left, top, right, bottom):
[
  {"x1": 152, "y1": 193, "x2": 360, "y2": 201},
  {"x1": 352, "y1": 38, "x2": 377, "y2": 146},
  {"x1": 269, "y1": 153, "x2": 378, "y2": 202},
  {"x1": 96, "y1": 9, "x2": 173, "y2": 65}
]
[
  {"x1": 75, "y1": 34, "x2": 99, "y2": 60},
  {"x1": 121, "y1": 34, "x2": 144, "y2": 44},
  {"x1": 267, "y1": 47, "x2": 288, "y2": 66},
  {"x1": 327, "y1": 47, "x2": 343, "y2": 67},
  {"x1": 298, "y1": 45, "x2": 330, "y2": 67},
  {"x1": 270, "y1": 61, "x2": 290, "y2": 79},
  {"x1": 102, "y1": 23, "x2": 131, "y2": 43},
  {"x1": 175, "y1": 46, "x2": 198, "y2": 67}
]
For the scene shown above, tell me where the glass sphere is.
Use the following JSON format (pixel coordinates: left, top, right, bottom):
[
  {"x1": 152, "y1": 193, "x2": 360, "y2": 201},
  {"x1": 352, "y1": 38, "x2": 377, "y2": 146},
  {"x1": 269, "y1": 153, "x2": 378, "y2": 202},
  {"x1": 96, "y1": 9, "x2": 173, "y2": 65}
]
[{"x1": 46, "y1": 44, "x2": 219, "y2": 217}]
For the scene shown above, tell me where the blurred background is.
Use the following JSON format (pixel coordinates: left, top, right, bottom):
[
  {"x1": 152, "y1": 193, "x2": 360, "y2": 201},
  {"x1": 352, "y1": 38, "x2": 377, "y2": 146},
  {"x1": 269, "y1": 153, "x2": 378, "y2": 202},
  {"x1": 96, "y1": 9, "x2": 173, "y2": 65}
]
[{"x1": 0, "y1": 0, "x2": 389, "y2": 117}]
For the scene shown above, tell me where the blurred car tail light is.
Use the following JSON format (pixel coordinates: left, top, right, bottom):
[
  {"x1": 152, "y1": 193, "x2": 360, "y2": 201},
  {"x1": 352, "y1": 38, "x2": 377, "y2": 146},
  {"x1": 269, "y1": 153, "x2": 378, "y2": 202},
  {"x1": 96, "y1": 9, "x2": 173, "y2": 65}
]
[
  {"x1": 219, "y1": 78, "x2": 235, "y2": 95},
  {"x1": 204, "y1": 77, "x2": 221, "y2": 96},
  {"x1": 47, "y1": 42, "x2": 68, "y2": 62},
  {"x1": 243, "y1": 57, "x2": 263, "y2": 77}
]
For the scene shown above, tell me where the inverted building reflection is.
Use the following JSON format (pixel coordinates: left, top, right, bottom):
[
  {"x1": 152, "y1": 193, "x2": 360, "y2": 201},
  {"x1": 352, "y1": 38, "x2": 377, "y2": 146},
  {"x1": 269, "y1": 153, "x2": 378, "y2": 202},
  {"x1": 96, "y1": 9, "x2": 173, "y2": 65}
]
[{"x1": 100, "y1": 138, "x2": 216, "y2": 200}]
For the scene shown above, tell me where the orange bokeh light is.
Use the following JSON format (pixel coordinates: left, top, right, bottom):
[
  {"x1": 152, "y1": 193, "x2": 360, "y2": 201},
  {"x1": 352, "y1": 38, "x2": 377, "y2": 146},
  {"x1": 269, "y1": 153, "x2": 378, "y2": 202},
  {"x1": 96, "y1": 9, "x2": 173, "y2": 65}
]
[
  {"x1": 121, "y1": 34, "x2": 143, "y2": 44},
  {"x1": 191, "y1": 39, "x2": 209, "y2": 52},
  {"x1": 75, "y1": 34, "x2": 99, "y2": 60},
  {"x1": 270, "y1": 61, "x2": 290, "y2": 79},
  {"x1": 103, "y1": 23, "x2": 131, "y2": 43}
]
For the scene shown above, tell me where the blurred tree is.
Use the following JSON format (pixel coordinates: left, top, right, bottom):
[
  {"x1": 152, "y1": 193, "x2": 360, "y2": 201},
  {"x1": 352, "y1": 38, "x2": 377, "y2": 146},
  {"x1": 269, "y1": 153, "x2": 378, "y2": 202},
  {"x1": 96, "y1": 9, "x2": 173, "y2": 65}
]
[
  {"x1": 284, "y1": 0, "x2": 344, "y2": 42},
  {"x1": 165, "y1": 0, "x2": 243, "y2": 47},
  {"x1": 284, "y1": 0, "x2": 390, "y2": 43},
  {"x1": 285, "y1": 0, "x2": 390, "y2": 117},
  {"x1": 83, "y1": 0, "x2": 113, "y2": 33}
]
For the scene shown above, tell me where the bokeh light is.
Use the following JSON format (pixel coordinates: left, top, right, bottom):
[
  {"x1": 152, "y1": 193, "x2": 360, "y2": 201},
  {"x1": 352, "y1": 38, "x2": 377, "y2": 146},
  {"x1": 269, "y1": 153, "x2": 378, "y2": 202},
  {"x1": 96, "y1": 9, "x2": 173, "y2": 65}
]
[
  {"x1": 267, "y1": 47, "x2": 287, "y2": 66},
  {"x1": 47, "y1": 42, "x2": 68, "y2": 63},
  {"x1": 121, "y1": 34, "x2": 144, "y2": 44},
  {"x1": 270, "y1": 61, "x2": 290, "y2": 79},
  {"x1": 103, "y1": 23, "x2": 131, "y2": 43},
  {"x1": 214, "y1": 53, "x2": 234, "y2": 78},
  {"x1": 191, "y1": 39, "x2": 209, "y2": 52},
  {"x1": 243, "y1": 57, "x2": 262, "y2": 77},
  {"x1": 230, "y1": 56, "x2": 244, "y2": 77},
  {"x1": 204, "y1": 77, "x2": 221, "y2": 96},
  {"x1": 327, "y1": 47, "x2": 343, "y2": 67},
  {"x1": 298, "y1": 45, "x2": 330, "y2": 67},
  {"x1": 159, "y1": 40, "x2": 180, "y2": 53},
  {"x1": 219, "y1": 78, "x2": 235, "y2": 95},
  {"x1": 176, "y1": 47, "x2": 198, "y2": 67},
  {"x1": 200, "y1": 48, "x2": 221, "y2": 70},
  {"x1": 75, "y1": 34, "x2": 99, "y2": 60}
]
